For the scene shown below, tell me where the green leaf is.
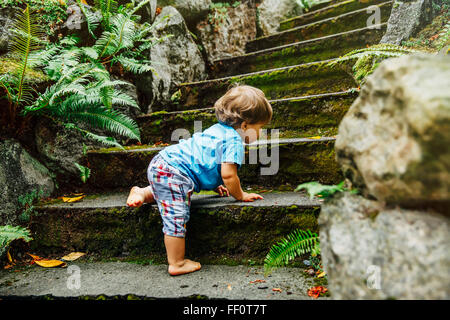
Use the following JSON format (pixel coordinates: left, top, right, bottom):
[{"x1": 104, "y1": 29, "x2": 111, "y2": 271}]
[
  {"x1": 295, "y1": 181, "x2": 345, "y2": 199},
  {"x1": 0, "y1": 225, "x2": 32, "y2": 258}
]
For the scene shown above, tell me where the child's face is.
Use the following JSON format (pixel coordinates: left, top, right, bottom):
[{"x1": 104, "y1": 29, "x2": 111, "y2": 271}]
[{"x1": 239, "y1": 122, "x2": 266, "y2": 144}]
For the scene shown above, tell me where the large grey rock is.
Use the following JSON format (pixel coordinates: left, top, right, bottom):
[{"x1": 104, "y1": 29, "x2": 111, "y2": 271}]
[
  {"x1": 136, "y1": 6, "x2": 207, "y2": 112},
  {"x1": 319, "y1": 192, "x2": 450, "y2": 300},
  {"x1": 197, "y1": 1, "x2": 257, "y2": 62},
  {"x1": 0, "y1": 139, "x2": 55, "y2": 226},
  {"x1": 335, "y1": 54, "x2": 450, "y2": 205},
  {"x1": 380, "y1": 0, "x2": 443, "y2": 45},
  {"x1": 257, "y1": 0, "x2": 303, "y2": 36},
  {"x1": 0, "y1": 8, "x2": 15, "y2": 54},
  {"x1": 158, "y1": 0, "x2": 212, "y2": 26}
]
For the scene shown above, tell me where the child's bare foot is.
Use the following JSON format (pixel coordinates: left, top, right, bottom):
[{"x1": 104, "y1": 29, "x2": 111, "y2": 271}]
[
  {"x1": 127, "y1": 186, "x2": 153, "y2": 207},
  {"x1": 168, "y1": 259, "x2": 202, "y2": 276}
]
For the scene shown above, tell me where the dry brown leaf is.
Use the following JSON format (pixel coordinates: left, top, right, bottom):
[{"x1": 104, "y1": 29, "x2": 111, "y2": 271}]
[
  {"x1": 61, "y1": 252, "x2": 85, "y2": 261},
  {"x1": 35, "y1": 259, "x2": 67, "y2": 268},
  {"x1": 272, "y1": 288, "x2": 282, "y2": 293}
]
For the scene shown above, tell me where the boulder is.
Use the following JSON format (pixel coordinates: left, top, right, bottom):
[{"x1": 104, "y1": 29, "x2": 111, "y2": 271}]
[
  {"x1": 157, "y1": 0, "x2": 212, "y2": 27},
  {"x1": 380, "y1": 0, "x2": 443, "y2": 45},
  {"x1": 135, "y1": 6, "x2": 207, "y2": 112},
  {"x1": 197, "y1": 1, "x2": 257, "y2": 62},
  {"x1": 335, "y1": 54, "x2": 450, "y2": 205},
  {"x1": 257, "y1": 0, "x2": 303, "y2": 36},
  {"x1": 0, "y1": 8, "x2": 15, "y2": 54},
  {"x1": 319, "y1": 192, "x2": 450, "y2": 300},
  {"x1": 0, "y1": 139, "x2": 55, "y2": 226}
]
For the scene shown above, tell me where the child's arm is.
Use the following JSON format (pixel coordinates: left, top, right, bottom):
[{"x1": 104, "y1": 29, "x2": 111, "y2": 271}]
[{"x1": 221, "y1": 163, "x2": 264, "y2": 202}]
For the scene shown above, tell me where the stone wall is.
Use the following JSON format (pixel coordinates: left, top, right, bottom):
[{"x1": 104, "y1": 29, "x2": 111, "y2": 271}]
[{"x1": 319, "y1": 54, "x2": 450, "y2": 299}]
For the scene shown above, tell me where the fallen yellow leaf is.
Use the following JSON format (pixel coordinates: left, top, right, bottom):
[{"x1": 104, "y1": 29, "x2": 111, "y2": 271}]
[
  {"x1": 27, "y1": 253, "x2": 43, "y2": 261},
  {"x1": 6, "y1": 250, "x2": 13, "y2": 264},
  {"x1": 34, "y1": 259, "x2": 67, "y2": 268},
  {"x1": 308, "y1": 136, "x2": 322, "y2": 139},
  {"x1": 61, "y1": 252, "x2": 85, "y2": 261},
  {"x1": 317, "y1": 271, "x2": 326, "y2": 278},
  {"x1": 62, "y1": 195, "x2": 85, "y2": 203}
]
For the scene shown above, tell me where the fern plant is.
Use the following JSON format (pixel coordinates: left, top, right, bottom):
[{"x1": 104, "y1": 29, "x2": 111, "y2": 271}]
[
  {"x1": 19, "y1": 1, "x2": 167, "y2": 149},
  {"x1": 0, "y1": 4, "x2": 44, "y2": 134},
  {"x1": 327, "y1": 44, "x2": 424, "y2": 84},
  {"x1": 264, "y1": 229, "x2": 320, "y2": 276},
  {"x1": 0, "y1": 225, "x2": 32, "y2": 258}
]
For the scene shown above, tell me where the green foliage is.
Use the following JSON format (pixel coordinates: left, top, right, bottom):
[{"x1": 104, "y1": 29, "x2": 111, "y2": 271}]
[
  {"x1": 74, "y1": 162, "x2": 91, "y2": 183},
  {"x1": 17, "y1": 188, "x2": 45, "y2": 223},
  {"x1": 295, "y1": 181, "x2": 346, "y2": 200},
  {"x1": 0, "y1": 225, "x2": 32, "y2": 258},
  {"x1": 327, "y1": 44, "x2": 424, "y2": 84},
  {"x1": 436, "y1": 20, "x2": 450, "y2": 51},
  {"x1": 0, "y1": 0, "x2": 68, "y2": 36},
  {"x1": 207, "y1": 1, "x2": 241, "y2": 29},
  {"x1": 0, "y1": 4, "x2": 44, "y2": 132},
  {"x1": 264, "y1": 229, "x2": 320, "y2": 276},
  {"x1": 296, "y1": 0, "x2": 311, "y2": 11},
  {"x1": 18, "y1": 1, "x2": 168, "y2": 149}
]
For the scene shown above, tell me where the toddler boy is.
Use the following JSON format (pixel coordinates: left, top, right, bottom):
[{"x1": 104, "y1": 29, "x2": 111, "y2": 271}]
[{"x1": 127, "y1": 84, "x2": 273, "y2": 275}]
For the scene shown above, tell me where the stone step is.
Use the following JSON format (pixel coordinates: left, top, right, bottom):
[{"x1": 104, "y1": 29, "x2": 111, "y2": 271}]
[
  {"x1": 0, "y1": 262, "x2": 317, "y2": 300},
  {"x1": 137, "y1": 90, "x2": 358, "y2": 145},
  {"x1": 83, "y1": 137, "x2": 341, "y2": 191},
  {"x1": 279, "y1": 0, "x2": 388, "y2": 31},
  {"x1": 211, "y1": 24, "x2": 385, "y2": 78},
  {"x1": 173, "y1": 59, "x2": 356, "y2": 111},
  {"x1": 30, "y1": 191, "x2": 321, "y2": 263},
  {"x1": 246, "y1": 1, "x2": 393, "y2": 52}
]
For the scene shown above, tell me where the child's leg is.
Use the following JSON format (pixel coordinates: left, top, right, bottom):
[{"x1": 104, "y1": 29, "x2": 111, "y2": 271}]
[
  {"x1": 126, "y1": 186, "x2": 154, "y2": 207},
  {"x1": 164, "y1": 235, "x2": 201, "y2": 276}
]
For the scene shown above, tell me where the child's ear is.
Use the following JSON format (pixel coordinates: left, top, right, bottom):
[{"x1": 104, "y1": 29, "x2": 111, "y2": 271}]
[{"x1": 240, "y1": 121, "x2": 248, "y2": 131}]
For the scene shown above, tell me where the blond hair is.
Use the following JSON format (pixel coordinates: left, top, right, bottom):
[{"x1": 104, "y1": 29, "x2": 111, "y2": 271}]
[{"x1": 214, "y1": 84, "x2": 272, "y2": 128}]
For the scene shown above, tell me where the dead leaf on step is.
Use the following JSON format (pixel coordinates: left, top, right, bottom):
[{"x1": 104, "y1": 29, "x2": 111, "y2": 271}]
[
  {"x1": 317, "y1": 271, "x2": 326, "y2": 278},
  {"x1": 34, "y1": 259, "x2": 67, "y2": 268},
  {"x1": 27, "y1": 253, "x2": 43, "y2": 261},
  {"x1": 249, "y1": 279, "x2": 266, "y2": 284},
  {"x1": 227, "y1": 284, "x2": 232, "y2": 291},
  {"x1": 308, "y1": 136, "x2": 322, "y2": 140},
  {"x1": 61, "y1": 252, "x2": 85, "y2": 261},
  {"x1": 6, "y1": 249, "x2": 13, "y2": 264},
  {"x1": 272, "y1": 288, "x2": 282, "y2": 293},
  {"x1": 62, "y1": 194, "x2": 85, "y2": 203}
]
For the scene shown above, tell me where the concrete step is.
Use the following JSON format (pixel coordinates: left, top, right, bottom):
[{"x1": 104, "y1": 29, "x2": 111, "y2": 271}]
[
  {"x1": 137, "y1": 90, "x2": 358, "y2": 145},
  {"x1": 83, "y1": 137, "x2": 341, "y2": 191},
  {"x1": 173, "y1": 59, "x2": 356, "y2": 111},
  {"x1": 0, "y1": 262, "x2": 318, "y2": 300},
  {"x1": 246, "y1": 1, "x2": 393, "y2": 52},
  {"x1": 212, "y1": 24, "x2": 386, "y2": 78},
  {"x1": 279, "y1": 0, "x2": 388, "y2": 31},
  {"x1": 30, "y1": 191, "x2": 322, "y2": 262}
]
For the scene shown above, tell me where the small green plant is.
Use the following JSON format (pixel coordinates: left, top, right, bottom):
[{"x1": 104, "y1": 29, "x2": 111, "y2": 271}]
[
  {"x1": 17, "y1": 188, "x2": 45, "y2": 223},
  {"x1": 327, "y1": 44, "x2": 424, "y2": 84},
  {"x1": 295, "y1": 181, "x2": 347, "y2": 199},
  {"x1": 207, "y1": 1, "x2": 241, "y2": 30},
  {"x1": 264, "y1": 229, "x2": 320, "y2": 276},
  {"x1": 0, "y1": 225, "x2": 32, "y2": 258},
  {"x1": 74, "y1": 162, "x2": 91, "y2": 183}
]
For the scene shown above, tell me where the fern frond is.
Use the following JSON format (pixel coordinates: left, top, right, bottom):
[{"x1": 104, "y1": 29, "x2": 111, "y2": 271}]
[
  {"x1": 63, "y1": 122, "x2": 125, "y2": 149},
  {"x1": 264, "y1": 229, "x2": 320, "y2": 276},
  {"x1": 62, "y1": 104, "x2": 141, "y2": 141},
  {"x1": 0, "y1": 225, "x2": 32, "y2": 257},
  {"x1": 116, "y1": 55, "x2": 153, "y2": 74},
  {"x1": 75, "y1": 0, "x2": 100, "y2": 39}
]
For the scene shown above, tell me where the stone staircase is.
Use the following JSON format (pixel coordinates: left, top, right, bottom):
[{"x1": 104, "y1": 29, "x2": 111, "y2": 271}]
[{"x1": 1, "y1": 0, "x2": 394, "y2": 299}]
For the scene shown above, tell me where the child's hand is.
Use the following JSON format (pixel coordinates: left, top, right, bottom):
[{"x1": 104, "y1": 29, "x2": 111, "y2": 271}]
[
  {"x1": 215, "y1": 185, "x2": 230, "y2": 197},
  {"x1": 241, "y1": 192, "x2": 264, "y2": 202}
]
